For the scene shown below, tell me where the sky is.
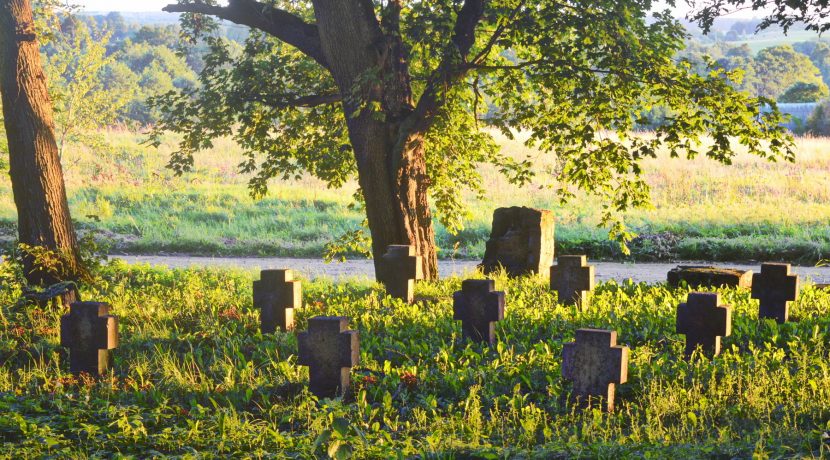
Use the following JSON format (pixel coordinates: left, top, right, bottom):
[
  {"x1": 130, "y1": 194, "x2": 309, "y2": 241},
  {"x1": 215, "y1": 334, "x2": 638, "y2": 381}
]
[{"x1": 74, "y1": 1, "x2": 760, "y2": 18}]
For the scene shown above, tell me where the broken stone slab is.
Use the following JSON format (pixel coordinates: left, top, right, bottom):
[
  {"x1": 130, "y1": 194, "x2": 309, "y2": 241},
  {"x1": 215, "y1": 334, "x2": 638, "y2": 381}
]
[
  {"x1": 667, "y1": 266, "x2": 753, "y2": 289},
  {"x1": 480, "y1": 206, "x2": 555, "y2": 277}
]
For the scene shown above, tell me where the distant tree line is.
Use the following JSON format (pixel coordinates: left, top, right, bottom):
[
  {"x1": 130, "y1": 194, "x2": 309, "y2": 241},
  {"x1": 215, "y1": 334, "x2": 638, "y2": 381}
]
[
  {"x1": 637, "y1": 38, "x2": 830, "y2": 133},
  {"x1": 38, "y1": 12, "x2": 249, "y2": 130}
]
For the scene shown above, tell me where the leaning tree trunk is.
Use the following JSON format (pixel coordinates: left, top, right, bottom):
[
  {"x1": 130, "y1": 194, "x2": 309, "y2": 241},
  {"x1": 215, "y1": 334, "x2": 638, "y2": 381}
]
[
  {"x1": 312, "y1": 0, "x2": 439, "y2": 280},
  {"x1": 0, "y1": 0, "x2": 82, "y2": 286},
  {"x1": 349, "y1": 116, "x2": 439, "y2": 281}
]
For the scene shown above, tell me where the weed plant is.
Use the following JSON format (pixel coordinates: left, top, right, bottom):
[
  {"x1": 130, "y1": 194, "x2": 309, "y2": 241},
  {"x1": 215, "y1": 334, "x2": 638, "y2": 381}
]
[{"x1": 1, "y1": 262, "x2": 829, "y2": 457}]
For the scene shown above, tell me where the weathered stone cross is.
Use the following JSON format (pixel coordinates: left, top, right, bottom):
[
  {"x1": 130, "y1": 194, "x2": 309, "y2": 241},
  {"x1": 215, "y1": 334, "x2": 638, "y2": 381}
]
[
  {"x1": 378, "y1": 245, "x2": 423, "y2": 303},
  {"x1": 297, "y1": 316, "x2": 359, "y2": 398},
  {"x1": 60, "y1": 302, "x2": 119, "y2": 376},
  {"x1": 453, "y1": 279, "x2": 505, "y2": 345},
  {"x1": 550, "y1": 255, "x2": 595, "y2": 309},
  {"x1": 562, "y1": 329, "x2": 629, "y2": 412},
  {"x1": 751, "y1": 263, "x2": 799, "y2": 323},
  {"x1": 253, "y1": 269, "x2": 301, "y2": 333},
  {"x1": 676, "y1": 292, "x2": 732, "y2": 357}
]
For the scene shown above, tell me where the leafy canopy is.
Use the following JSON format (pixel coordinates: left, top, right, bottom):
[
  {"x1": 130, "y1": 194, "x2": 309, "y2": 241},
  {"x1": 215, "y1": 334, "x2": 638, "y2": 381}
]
[
  {"x1": 44, "y1": 21, "x2": 134, "y2": 155},
  {"x1": 779, "y1": 82, "x2": 829, "y2": 103},
  {"x1": 153, "y1": 0, "x2": 793, "y2": 247}
]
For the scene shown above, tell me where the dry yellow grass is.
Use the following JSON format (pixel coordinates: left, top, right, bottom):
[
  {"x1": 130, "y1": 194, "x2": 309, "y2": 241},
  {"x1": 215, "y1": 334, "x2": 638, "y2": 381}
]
[{"x1": 0, "y1": 128, "x2": 826, "y2": 261}]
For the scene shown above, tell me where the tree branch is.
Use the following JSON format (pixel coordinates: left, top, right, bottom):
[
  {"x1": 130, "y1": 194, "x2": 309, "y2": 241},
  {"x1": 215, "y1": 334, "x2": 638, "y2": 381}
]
[
  {"x1": 470, "y1": 0, "x2": 526, "y2": 66},
  {"x1": 162, "y1": 0, "x2": 329, "y2": 69},
  {"x1": 406, "y1": 0, "x2": 485, "y2": 134},
  {"x1": 240, "y1": 92, "x2": 342, "y2": 109}
]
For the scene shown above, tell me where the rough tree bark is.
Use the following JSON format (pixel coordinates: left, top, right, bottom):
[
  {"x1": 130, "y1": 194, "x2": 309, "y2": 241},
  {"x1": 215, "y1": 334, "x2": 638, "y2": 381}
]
[
  {"x1": 163, "y1": 0, "x2": 486, "y2": 280},
  {"x1": 0, "y1": 0, "x2": 82, "y2": 286}
]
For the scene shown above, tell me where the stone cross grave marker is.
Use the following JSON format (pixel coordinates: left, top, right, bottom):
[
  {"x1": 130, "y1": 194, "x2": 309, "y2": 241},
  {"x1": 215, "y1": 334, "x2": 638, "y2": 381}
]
[
  {"x1": 676, "y1": 292, "x2": 732, "y2": 357},
  {"x1": 60, "y1": 302, "x2": 118, "y2": 376},
  {"x1": 453, "y1": 279, "x2": 505, "y2": 345},
  {"x1": 297, "y1": 316, "x2": 359, "y2": 398},
  {"x1": 253, "y1": 269, "x2": 301, "y2": 333},
  {"x1": 550, "y1": 255, "x2": 595, "y2": 309},
  {"x1": 378, "y1": 245, "x2": 423, "y2": 303},
  {"x1": 562, "y1": 329, "x2": 628, "y2": 412},
  {"x1": 751, "y1": 263, "x2": 799, "y2": 323}
]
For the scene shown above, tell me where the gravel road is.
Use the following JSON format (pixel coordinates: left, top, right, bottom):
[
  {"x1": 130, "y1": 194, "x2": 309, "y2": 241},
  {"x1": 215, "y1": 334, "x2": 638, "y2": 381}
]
[{"x1": 114, "y1": 255, "x2": 830, "y2": 284}]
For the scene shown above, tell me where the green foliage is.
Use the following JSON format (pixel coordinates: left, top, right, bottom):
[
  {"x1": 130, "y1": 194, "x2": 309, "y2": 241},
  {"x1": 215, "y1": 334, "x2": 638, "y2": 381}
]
[
  {"x1": 691, "y1": 0, "x2": 830, "y2": 34},
  {"x1": 755, "y1": 45, "x2": 827, "y2": 99},
  {"x1": 805, "y1": 98, "x2": 830, "y2": 136},
  {"x1": 154, "y1": 1, "x2": 794, "y2": 250},
  {"x1": 779, "y1": 82, "x2": 829, "y2": 103},
  {"x1": 794, "y1": 41, "x2": 830, "y2": 87},
  {"x1": 1, "y1": 264, "x2": 829, "y2": 456},
  {"x1": 112, "y1": 40, "x2": 198, "y2": 124},
  {"x1": 44, "y1": 22, "x2": 133, "y2": 155},
  {"x1": 716, "y1": 44, "x2": 826, "y2": 99}
]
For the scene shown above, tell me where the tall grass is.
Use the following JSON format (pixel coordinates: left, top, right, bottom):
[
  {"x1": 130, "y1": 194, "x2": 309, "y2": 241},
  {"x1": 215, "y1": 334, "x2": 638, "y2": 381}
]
[{"x1": 0, "y1": 128, "x2": 828, "y2": 261}]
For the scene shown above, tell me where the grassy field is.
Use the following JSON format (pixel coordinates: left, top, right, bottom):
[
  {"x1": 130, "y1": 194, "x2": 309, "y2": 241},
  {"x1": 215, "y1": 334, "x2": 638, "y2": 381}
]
[
  {"x1": 0, "y1": 129, "x2": 828, "y2": 263},
  {"x1": 1, "y1": 263, "x2": 829, "y2": 457},
  {"x1": 727, "y1": 29, "x2": 822, "y2": 53}
]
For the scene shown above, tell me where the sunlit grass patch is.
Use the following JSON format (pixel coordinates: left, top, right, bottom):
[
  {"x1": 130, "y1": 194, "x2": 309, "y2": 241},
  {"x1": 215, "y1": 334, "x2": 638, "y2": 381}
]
[{"x1": 1, "y1": 263, "x2": 829, "y2": 457}]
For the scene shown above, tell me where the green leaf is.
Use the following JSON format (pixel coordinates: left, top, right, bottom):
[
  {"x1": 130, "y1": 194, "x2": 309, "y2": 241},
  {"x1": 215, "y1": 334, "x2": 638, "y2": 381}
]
[{"x1": 331, "y1": 417, "x2": 350, "y2": 437}]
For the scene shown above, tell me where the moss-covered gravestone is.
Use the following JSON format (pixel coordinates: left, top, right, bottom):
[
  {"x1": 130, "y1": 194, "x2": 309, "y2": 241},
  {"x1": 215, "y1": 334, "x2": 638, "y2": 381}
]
[
  {"x1": 453, "y1": 279, "x2": 505, "y2": 345},
  {"x1": 378, "y1": 245, "x2": 423, "y2": 303},
  {"x1": 480, "y1": 206, "x2": 555, "y2": 277},
  {"x1": 562, "y1": 329, "x2": 628, "y2": 412},
  {"x1": 297, "y1": 316, "x2": 359, "y2": 398},
  {"x1": 676, "y1": 292, "x2": 732, "y2": 357},
  {"x1": 550, "y1": 255, "x2": 595, "y2": 309},
  {"x1": 253, "y1": 269, "x2": 301, "y2": 333},
  {"x1": 667, "y1": 266, "x2": 753, "y2": 289},
  {"x1": 60, "y1": 302, "x2": 118, "y2": 376},
  {"x1": 752, "y1": 263, "x2": 799, "y2": 323}
]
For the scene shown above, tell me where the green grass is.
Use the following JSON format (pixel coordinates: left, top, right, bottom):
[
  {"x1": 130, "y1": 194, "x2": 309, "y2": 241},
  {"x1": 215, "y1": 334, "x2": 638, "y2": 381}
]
[
  {"x1": 1, "y1": 129, "x2": 829, "y2": 262},
  {"x1": 1, "y1": 263, "x2": 829, "y2": 457},
  {"x1": 727, "y1": 30, "x2": 822, "y2": 53}
]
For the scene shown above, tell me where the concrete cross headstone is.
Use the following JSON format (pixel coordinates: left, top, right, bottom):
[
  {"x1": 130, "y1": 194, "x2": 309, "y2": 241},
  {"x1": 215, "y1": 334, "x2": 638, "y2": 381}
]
[
  {"x1": 550, "y1": 255, "x2": 595, "y2": 309},
  {"x1": 253, "y1": 269, "x2": 301, "y2": 333},
  {"x1": 378, "y1": 245, "x2": 423, "y2": 303},
  {"x1": 453, "y1": 279, "x2": 505, "y2": 345},
  {"x1": 751, "y1": 263, "x2": 799, "y2": 323},
  {"x1": 562, "y1": 329, "x2": 628, "y2": 412},
  {"x1": 60, "y1": 302, "x2": 118, "y2": 376},
  {"x1": 676, "y1": 292, "x2": 732, "y2": 357},
  {"x1": 297, "y1": 316, "x2": 359, "y2": 398}
]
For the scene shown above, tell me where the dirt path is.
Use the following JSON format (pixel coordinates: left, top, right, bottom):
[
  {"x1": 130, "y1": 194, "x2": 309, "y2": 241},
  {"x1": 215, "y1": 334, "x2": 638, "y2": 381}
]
[{"x1": 114, "y1": 255, "x2": 830, "y2": 284}]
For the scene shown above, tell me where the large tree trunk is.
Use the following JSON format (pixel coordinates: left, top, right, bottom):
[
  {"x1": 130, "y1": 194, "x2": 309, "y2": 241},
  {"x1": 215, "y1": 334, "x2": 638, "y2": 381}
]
[
  {"x1": 0, "y1": 0, "x2": 82, "y2": 286},
  {"x1": 348, "y1": 116, "x2": 439, "y2": 280},
  {"x1": 312, "y1": 0, "x2": 439, "y2": 280}
]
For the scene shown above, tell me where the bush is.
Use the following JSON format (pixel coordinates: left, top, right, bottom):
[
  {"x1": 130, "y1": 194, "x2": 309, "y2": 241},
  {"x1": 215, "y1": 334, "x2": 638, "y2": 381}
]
[
  {"x1": 779, "y1": 82, "x2": 830, "y2": 103},
  {"x1": 805, "y1": 98, "x2": 830, "y2": 135}
]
